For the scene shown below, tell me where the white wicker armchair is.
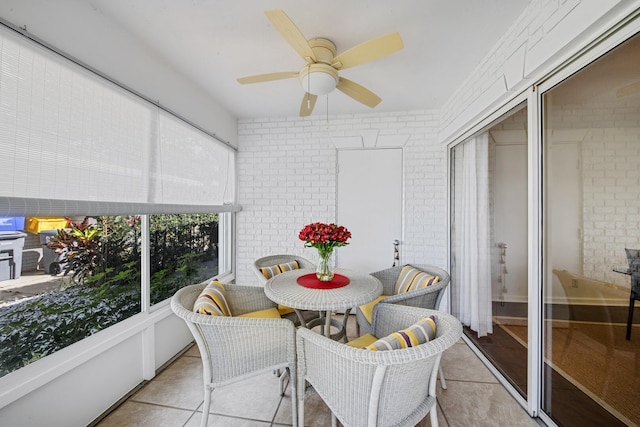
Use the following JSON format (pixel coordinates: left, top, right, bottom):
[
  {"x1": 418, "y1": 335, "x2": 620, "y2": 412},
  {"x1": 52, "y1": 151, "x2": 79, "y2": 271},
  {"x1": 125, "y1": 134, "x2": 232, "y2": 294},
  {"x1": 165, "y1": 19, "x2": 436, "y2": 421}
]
[
  {"x1": 355, "y1": 264, "x2": 450, "y2": 336},
  {"x1": 171, "y1": 283, "x2": 298, "y2": 427},
  {"x1": 253, "y1": 254, "x2": 319, "y2": 326},
  {"x1": 296, "y1": 304, "x2": 462, "y2": 427}
]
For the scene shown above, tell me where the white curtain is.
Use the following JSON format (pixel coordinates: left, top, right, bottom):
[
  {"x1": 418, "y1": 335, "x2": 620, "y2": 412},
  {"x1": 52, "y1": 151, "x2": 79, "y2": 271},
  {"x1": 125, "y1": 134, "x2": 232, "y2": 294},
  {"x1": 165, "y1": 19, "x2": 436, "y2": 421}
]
[
  {"x1": 0, "y1": 23, "x2": 237, "y2": 215},
  {"x1": 455, "y1": 132, "x2": 493, "y2": 337}
]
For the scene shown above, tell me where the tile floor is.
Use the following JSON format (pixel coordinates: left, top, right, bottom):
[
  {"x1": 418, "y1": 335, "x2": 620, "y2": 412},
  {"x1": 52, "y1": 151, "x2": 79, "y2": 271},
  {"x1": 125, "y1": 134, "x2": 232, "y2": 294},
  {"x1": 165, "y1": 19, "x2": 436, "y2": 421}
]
[{"x1": 96, "y1": 315, "x2": 541, "y2": 427}]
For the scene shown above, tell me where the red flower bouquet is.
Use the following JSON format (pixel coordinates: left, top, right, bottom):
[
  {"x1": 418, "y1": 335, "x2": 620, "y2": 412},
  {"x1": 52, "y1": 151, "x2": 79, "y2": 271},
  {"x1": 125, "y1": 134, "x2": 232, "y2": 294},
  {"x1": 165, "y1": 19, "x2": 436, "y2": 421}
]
[{"x1": 299, "y1": 222, "x2": 351, "y2": 281}]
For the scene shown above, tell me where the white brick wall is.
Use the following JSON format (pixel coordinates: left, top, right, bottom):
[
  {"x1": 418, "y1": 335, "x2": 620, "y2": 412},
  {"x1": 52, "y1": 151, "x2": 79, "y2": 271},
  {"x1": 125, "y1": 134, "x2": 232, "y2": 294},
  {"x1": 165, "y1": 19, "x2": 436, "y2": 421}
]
[
  {"x1": 541, "y1": 101, "x2": 640, "y2": 285},
  {"x1": 234, "y1": 0, "x2": 638, "y2": 288},
  {"x1": 236, "y1": 110, "x2": 445, "y2": 285},
  {"x1": 440, "y1": 0, "x2": 637, "y2": 143}
]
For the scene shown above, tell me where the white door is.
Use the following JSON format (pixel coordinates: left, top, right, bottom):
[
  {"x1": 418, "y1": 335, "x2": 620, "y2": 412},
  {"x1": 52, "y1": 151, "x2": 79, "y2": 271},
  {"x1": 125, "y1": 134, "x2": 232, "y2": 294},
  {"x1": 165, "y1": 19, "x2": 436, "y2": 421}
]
[{"x1": 336, "y1": 148, "x2": 402, "y2": 272}]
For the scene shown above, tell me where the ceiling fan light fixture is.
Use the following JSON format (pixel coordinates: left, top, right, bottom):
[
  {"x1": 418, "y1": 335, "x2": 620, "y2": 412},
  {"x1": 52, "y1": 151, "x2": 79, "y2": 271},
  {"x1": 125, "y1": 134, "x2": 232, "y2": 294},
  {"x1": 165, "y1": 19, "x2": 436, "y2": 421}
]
[{"x1": 299, "y1": 63, "x2": 339, "y2": 95}]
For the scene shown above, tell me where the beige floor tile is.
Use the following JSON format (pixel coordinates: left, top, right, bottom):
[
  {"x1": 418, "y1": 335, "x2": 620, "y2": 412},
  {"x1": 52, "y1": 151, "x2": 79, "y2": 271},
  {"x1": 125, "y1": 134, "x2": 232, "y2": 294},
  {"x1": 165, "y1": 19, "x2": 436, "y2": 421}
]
[
  {"x1": 98, "y1": 319, "x2": 539, "y2": 427},
  {"x1": 415, "y1": 403, "x2": 448, "y2": 427},
  {"x1": 272, "y1": 377, "x2": 296, "y2": 426},
  {"x1": 441, "y1": 341, "x2": 499, "y2": 384},
  {"x1": 438, "y1": 381, "x2": 537, "y2": 427},
  {"x1": 184, "y1": 344, "x2": 200, "y2": 358},
  {"x1": 294, "y1": 392, "x2": 336, "y2": 427},
  {"x1": 206, "y1": 370, "x2": 284, "y2": 422},
  {"x1": 184, "y1": 411, "x2": 272, "y2": 426},
  {"x1": 132, "y1": 355, "x2": 204, "y2": 410},
  {"x1": 97, "y1": 401, "x2": 195, "y2": 427},
  {"x1": 287, "y1": 390, "x2": 448, "y2": 427}
]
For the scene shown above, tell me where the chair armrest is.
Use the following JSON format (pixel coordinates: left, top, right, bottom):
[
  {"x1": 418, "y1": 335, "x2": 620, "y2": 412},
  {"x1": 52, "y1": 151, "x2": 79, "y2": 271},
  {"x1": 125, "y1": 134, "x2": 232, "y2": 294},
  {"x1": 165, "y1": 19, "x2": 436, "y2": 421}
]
[
  {"x1": 370, "y1": 264, "x2": 451, "y2": 297},
  {"x1": 371, "y1": 304, "x2": 462, "y2": 344},
  {"x1": 379, "y1": 278, "x2": 449, "y2": 309}
]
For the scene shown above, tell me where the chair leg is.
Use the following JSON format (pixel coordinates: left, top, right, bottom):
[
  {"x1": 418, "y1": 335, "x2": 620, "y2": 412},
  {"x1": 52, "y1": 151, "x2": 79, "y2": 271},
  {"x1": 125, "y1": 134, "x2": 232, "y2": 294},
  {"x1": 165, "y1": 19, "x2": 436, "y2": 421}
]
[
  {"x1": 438, "y1": 365, "x2": 447, "y2": 390},
  {"x1": 429, "y1": 406, "x2": 439, "y2": 427},
  {"x1": 627, "y1": 296, "x2": 635, "y2": 340},
  {"x1": 201, "y1": 385, "x2": 212, "y2": 427},
  {"x1": 298, "y1": 386, "x2": 305, "y2": 427},
  {"x1": 279, "y1": 368, "x2": 290, "y2": 396}
]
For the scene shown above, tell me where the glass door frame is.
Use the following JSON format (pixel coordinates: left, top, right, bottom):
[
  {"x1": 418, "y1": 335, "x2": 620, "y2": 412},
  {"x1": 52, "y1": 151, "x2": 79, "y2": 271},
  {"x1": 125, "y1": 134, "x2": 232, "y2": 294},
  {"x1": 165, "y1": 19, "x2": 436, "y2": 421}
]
[
  {"x1": 447, "y1": 14, "x2": 640, "y2": 425},
  {"x1": 534, "y1": 17, "x2": 640, "y2": 426},
  {"x1": 446, "y1": 91, "x2": 535, "y2": 417}
]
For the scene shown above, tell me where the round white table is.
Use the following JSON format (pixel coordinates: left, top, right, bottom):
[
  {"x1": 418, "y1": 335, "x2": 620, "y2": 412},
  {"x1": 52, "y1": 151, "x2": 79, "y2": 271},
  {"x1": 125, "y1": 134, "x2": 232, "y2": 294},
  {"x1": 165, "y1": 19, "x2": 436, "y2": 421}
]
[{"x1": 264, "y1": 268, "x2": 382, "y2": 341}]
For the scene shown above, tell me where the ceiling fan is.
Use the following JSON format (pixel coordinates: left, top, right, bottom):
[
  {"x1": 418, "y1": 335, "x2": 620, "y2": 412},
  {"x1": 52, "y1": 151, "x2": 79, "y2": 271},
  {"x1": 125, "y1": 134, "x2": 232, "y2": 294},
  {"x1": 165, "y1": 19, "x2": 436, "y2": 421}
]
[{"x1": 237, "y1": 10, "x2": 404, "y2": 116}]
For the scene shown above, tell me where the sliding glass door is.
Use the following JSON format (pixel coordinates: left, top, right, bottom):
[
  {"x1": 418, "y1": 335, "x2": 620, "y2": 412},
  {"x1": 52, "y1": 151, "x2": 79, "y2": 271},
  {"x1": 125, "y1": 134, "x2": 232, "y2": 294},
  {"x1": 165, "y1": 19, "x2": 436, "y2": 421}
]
[
  {"x1": 541, "y1": 32, "x2": 640, "y2": 427},
  {"x1": 451, "y1": 29, "x2": 640, "y2": 426},
  {"x1": 450, "y1": 103, "x2": 529, "y2": 398}
]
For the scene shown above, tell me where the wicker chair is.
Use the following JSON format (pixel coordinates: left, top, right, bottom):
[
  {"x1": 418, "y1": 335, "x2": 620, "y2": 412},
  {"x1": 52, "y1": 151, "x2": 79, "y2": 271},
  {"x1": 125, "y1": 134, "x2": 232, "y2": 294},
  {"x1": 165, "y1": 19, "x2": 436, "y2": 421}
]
[
  {"x1": 254, "y1": 254, "x2": 319, "y2": 326},
  {"x1": 355, "y1": 264, "x2": 451, "y2": 389},
  {"x1": 171, "y1": 283, "x2": 298, "y2": 427},
  {"x1": 296, "y1": 304, "x2": 462, "y2": 427},
  {"x1": 355, "y1": 264, "x2": 450, "y2": 336},
  {"x1": 253, "y1": 254, "x2": 317, "y2": 285}
]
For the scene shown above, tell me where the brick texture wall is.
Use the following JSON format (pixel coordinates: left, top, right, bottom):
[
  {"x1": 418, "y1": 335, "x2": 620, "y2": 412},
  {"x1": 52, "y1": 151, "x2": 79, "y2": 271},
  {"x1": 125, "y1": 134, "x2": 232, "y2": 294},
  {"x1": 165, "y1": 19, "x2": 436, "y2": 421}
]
[
  {"x1": 236, "y1": 111, "x2": 445, "y2": 285},
  {"x1": 234, "y1": 0, "x2": 637, "y2": 288}
]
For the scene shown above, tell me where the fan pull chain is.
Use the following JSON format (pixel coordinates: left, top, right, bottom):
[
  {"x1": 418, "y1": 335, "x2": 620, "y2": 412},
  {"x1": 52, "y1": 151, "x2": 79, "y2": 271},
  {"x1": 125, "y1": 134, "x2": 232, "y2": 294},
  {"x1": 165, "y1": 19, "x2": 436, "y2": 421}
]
[{"x1": 326, "y1": 94, "x2": 329, "y2": 127}]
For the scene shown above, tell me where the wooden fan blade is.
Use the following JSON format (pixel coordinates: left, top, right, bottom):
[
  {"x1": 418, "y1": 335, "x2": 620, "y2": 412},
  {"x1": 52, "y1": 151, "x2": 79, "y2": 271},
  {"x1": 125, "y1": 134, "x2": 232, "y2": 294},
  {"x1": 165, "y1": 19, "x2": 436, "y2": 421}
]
[
  {"x1": 336, "y1": 78, "x2": 381, "y2": 108},
  {"x1": 332, "y1": 32, "x2": 403, "y2": 70},
  {"x1": 616, "y1": 80, "x2": 640, "y2": 98},
  {"x1": 237, "y1": 71, "x2": 299, "y2": 84},
  {"x1": 265, "y1": 10, "x2": 316, "y2": 63},
  {"x1": 300, "y1": 93, "x2": 317, "y2": 116}
]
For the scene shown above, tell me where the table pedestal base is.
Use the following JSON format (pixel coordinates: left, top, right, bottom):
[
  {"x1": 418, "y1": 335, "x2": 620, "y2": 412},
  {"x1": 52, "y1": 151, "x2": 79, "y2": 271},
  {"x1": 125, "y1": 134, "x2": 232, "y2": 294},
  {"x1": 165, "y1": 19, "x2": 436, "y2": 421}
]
[{"x1": 303, "y1": 308, "x2": 351, "y2": 342}]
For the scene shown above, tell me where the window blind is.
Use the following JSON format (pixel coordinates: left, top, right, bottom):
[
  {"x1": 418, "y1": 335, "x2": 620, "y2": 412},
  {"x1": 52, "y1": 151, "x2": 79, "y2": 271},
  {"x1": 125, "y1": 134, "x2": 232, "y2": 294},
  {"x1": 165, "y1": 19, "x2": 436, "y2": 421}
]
[{"x1": 0, "y1": 23, "x2": 237, "y2": 216}]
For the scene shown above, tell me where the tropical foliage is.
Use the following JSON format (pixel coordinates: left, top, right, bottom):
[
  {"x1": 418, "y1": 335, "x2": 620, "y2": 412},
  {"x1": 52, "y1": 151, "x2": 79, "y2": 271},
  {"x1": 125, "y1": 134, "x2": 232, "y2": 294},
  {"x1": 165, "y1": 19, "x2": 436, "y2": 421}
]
[{"x1": 0, "y1": 214, "x2": 219, "y2": 377}]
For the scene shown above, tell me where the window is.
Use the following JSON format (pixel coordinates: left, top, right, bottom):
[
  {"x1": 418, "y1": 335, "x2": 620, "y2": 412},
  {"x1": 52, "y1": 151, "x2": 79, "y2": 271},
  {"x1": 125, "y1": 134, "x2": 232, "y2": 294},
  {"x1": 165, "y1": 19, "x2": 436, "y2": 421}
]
[{"x1": 0, "y1": 23, "x2": 237, "y2": 378}]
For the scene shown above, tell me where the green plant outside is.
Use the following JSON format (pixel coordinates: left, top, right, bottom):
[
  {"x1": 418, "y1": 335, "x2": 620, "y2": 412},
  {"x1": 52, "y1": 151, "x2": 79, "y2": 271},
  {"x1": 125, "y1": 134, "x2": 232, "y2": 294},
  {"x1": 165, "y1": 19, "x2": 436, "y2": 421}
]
[{"x1": 0, "y1": 214, "x2": 219, "y2": 378}]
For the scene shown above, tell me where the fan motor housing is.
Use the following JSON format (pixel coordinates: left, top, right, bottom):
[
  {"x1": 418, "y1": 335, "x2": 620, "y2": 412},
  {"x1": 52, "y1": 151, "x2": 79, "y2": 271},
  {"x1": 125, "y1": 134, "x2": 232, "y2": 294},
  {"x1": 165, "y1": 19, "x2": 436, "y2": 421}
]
[{"x1": 308, "y1": 38, "x2": 337, "y2": 64}]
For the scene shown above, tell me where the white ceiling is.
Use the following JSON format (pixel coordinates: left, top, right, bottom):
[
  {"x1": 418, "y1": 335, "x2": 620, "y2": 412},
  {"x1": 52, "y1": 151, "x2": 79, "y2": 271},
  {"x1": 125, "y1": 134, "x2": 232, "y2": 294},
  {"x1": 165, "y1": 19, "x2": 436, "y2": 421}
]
[
  {"x1": 0, "y1": 1, "x2": 533, "y2": 119},
  {"x1": 86, "y1": 0, "x2": 534, "y2": 119}
]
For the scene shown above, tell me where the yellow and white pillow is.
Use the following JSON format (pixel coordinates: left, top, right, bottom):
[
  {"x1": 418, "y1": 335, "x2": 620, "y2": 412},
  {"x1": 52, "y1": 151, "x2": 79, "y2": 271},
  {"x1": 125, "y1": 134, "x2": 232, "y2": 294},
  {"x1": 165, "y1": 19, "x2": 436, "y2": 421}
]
[
  {"x1": 259, "y1": 260, "x2": 300, "y2": 280},
  {"x1": 365, "y1": 315, "x2": 437, "y2": 351},
  {"x1": 394, "y1": 265, "x2": 439, "y2": 294},
  {"x1": 193, "y1": 281, "x2": 231, "y2": 316}
]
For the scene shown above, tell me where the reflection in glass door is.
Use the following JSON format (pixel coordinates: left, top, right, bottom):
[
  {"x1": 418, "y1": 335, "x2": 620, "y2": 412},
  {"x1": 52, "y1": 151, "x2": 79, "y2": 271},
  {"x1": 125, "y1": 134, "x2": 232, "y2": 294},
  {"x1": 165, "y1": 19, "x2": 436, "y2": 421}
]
[
  {"x1": 450, "y1": 103, "x2": 529, "y2": 398},
  {"x1": 542, "y1": 33, "x2": 640, "y2": 427}
]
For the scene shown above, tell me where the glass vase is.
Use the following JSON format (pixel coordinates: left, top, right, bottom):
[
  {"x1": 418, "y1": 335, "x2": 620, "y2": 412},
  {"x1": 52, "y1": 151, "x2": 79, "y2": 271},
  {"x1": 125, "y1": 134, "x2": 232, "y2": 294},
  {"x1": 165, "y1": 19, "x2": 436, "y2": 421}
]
[{"x1": 316, "y1": 249, "x2": 334, "y2": 282}]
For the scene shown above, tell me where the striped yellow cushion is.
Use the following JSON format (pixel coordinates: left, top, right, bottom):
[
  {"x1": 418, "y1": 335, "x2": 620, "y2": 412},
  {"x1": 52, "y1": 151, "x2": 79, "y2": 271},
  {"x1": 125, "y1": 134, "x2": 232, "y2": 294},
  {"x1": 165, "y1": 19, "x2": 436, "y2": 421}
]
[
  {"x1": 237, "y1": 308, "x2": 281, "y2": 318},
  {"x1": 394, "y1": 265, "x2": 439, "y2": 294},
  {"x1": 193, "y1": 281, "x2": 231, "y2": 316},
  {"x1": 259, "y1": 260, "x2": 300, "y2": 280},
  {"x1": 366, "y1": 315, "x2": 437, "y2": 351},
  {"x1": 359, "y1": 295, "x2": 390, "y2": 324}
]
